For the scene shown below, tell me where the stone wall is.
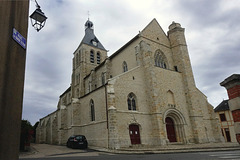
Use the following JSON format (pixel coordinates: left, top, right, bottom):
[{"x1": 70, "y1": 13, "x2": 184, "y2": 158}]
[{"x1": 71, "y1": 87, "x2": 108, "y2": 147}]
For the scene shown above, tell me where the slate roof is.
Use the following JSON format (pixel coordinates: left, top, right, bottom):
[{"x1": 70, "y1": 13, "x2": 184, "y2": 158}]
[
  {"x1": 214, "y1": 100, "x2": 229, "y2": 112},
  {"x1": 80, "y1": 20, "x2": 106, "y2": 51}
]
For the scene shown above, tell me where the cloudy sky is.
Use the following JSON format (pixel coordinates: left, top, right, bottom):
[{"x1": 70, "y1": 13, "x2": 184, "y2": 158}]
[{"x1": 23, "y1": 0, "x2": 240, "y2": 125}]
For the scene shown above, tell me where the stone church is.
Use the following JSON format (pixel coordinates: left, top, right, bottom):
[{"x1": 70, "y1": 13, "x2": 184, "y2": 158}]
[{"x1": 36, "y1": 18, "x2": 223, "y2": 149}]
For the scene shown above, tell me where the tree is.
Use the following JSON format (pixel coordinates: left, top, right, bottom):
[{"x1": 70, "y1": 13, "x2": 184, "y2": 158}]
[
  {"x1": 20, "y1": 120, "x2": 33, "y2": 151},
  {"x1": 33, "y1": 121, "x2": 39, "y2": 143}
]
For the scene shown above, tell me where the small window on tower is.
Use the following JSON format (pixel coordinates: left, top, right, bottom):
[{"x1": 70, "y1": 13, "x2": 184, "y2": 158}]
[
  {"x1": 97, "y1": 52, "x2": 101, "y2": 64},
  {"x1": 90, "y1": 50, "x2": 94, "y2": 63}
]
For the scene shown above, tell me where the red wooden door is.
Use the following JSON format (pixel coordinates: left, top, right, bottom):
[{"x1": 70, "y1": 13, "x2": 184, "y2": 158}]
[
  {"x1": 166, "y1": 117, "x2": 177, "y2": 142},
  {"x1": 129, "y1": 124, "x2": 141, "y2": 144}
]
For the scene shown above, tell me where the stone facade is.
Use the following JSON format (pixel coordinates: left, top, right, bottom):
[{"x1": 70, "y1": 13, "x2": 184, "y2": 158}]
[{"x1": 36, "y1": 19, "x2": 223, "y2": 149}]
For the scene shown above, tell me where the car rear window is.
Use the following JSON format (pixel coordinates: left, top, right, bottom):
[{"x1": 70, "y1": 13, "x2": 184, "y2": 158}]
[{"x1": 76, "y1": 136, "x2": 83, "y2": 140}]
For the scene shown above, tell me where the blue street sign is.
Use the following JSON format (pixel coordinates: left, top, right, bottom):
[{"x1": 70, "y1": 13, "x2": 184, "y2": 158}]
[{"x1": 12, "y1": 28, "x2": 26, "y2": 49}]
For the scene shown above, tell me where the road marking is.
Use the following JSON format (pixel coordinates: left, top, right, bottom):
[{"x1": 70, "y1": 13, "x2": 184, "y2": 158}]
[
  {"x1": 208, "y1": 153, "x2": 240, "y2": 159},
  {"x1": 209, "y1": 154, "x2": 240, "y2": 156},
  {"x1": 198, "y1": 151, "x2": 240, "y2": 159},
  {"x1": 219, "y1": 156, "x2": 240, "y2": 159}
]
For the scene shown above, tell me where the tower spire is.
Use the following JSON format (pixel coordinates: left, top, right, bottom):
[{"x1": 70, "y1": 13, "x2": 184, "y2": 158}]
[{"x1": 81, "y1": 19, "x2": 106, "y2": 51}]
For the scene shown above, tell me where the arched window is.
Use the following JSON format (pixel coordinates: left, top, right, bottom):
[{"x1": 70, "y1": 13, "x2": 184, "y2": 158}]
[
  {"x1": 127, "y1": 93, "x2": 137, "y2": 111},
  {"x1": 90, "y1": 50, "x2": 94, "y2": 63},
  {"x1": 97, "y1": 52, "x2": 101, "y2": 64},
  {"x1": 154, "y1": 50, "x2": 168, "y2": 69},
  {"x1": 123, "y1": 61, "x2": 128, "y2": 72},
  {"x1": 90, "y1": 99, "x2": 95, "y2": 121}
]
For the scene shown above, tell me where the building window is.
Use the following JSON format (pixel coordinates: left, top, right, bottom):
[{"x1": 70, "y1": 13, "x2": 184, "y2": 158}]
[
  {"x1": 79, "y1": 50, "x2": 81, "y2": 62},
  {"x1": 97, "y1": 52, "x2": 101, "y2": 64},
  {"x1": 62, "y1": 96, "x2": 67, "y2": 105},
  {"x1": 123, "y1": 61, "x2": 128, "y2": 72},
  {"x1": 88, "y1": 81, "x2": 91, "y2": 93},
  {"x1": 76, "y1": 89, "x2": 79, "y2": 97},
  {"x1": 90, "y1": 99, "x2": 95, "y2": 121},
  {"x1": 174, "y1": 66, "x2": 178, "y2": 72},
  {"x1": 76, "y1": 75, "x2": 79, "y2": 84},
  {"x1": 127, "y1": 93, "x2": 137, "y2": 111},
  {"x1": 68, "y1": 93, "x2": 71, "y2": 102},
  {"x1": 90, "y1": 50, "x2": 94, "y2": 63},
  {"x1": 154, "y1": 50, "x2": 168, "y2": 69},
  {"x1": 219, "y1": 113, "x2": 226, "y2": 122},
  {"x1": 101, "y1": 72, "x2": 106, "y2": 85},
  {"x1": 76, "y1": 73, "x2": 80, "y2": 84},
  {"x1": 224, "y1": 128, "x2": 231, "y2": 142},
  {"x1": 76, "y1": 53, "x2": 79, "y2": 66}
]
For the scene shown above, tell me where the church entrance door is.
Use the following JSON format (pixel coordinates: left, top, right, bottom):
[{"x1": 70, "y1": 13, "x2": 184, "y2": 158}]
[
  {"x1": 166, "y1": 117, "x2": 177, "y2": 142},
  {"x1": 129, "y1": 124, "x2": 141, "y2": 144}
]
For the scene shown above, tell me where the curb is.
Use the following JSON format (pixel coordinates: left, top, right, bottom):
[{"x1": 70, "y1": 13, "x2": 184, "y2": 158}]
[{"x1": 89, "y1": 145, "x2": 240, "y2": 155}]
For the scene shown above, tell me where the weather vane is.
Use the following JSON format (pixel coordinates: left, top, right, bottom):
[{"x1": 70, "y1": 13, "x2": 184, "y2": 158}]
[{"x1": 88, "y1": 11, "x2": 90, "y2": 20}]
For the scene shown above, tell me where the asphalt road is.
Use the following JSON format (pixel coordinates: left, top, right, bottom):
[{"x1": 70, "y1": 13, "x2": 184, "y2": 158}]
[{"x1": 20, "y1": 150, "x2": 240, "y2": 160}]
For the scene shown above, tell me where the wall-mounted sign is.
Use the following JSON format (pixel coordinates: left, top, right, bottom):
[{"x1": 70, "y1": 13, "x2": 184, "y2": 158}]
[{"x1": 12, "y1": 28, "x2": 26, "y2": 49}]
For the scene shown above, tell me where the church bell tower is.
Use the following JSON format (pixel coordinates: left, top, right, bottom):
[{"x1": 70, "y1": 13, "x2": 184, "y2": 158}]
[{"x1": 71, "y1": 19, "x2": 108, "y2": 98}]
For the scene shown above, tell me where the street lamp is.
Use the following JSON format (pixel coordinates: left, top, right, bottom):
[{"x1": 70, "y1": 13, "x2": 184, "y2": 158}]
[{"x1": 29, "y1": 0, "x2": 47, "y2": 32}]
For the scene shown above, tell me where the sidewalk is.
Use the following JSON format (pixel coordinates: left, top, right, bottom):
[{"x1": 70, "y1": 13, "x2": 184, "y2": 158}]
[
  {"x1": 89, "y1": 142, "x2": 240, "y2": 154},
  {"x1": 19, "y1": 143, "x2": 101, "y2": 158},
  {"x1": 19, "y1": 142, "x2": 240, "y2": 158},
  {"x1": 109, "y1": 142, "x2": 240, "y2": 154}
]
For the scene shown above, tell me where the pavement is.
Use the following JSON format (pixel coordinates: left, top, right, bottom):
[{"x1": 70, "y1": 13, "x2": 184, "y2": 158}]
[
  {"x1": 19, "y1": 143, "x2": 109, "y2": 159},
  {"x1": 19, "y1": 142, "x2": 240, "y2": 159}
]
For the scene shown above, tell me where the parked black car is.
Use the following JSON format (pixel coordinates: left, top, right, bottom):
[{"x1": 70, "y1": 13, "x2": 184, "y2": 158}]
[{"x1": 66, "y1": 135, "x2": 88, "y2": 149}]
